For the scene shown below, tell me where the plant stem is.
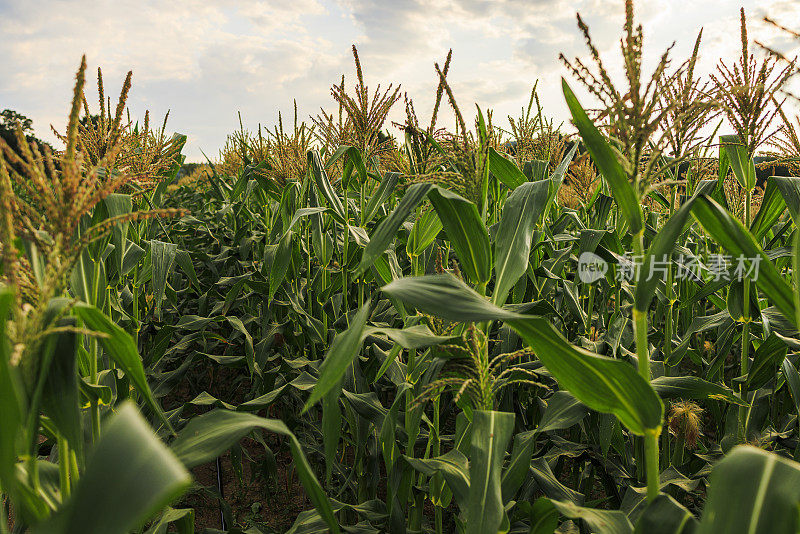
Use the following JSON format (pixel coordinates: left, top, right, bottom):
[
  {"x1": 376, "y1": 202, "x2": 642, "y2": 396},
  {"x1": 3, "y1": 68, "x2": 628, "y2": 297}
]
[
  {"x1": 57, "y1": 436, "x2": 70, "y2": 499},
  {"x1": 643, "y1": 430, "x2": 660, "y2": 500},
  {"x1": 664, "y1": 274, "x2": 674, "y2": 376},
  {"x1": 632, "y1": 234, "x2": 650, "y2": 383},
  {"x1": 69, "y1": 449, "x2": 79, "y2": 486},
  {"x1": 633, "y1": 310, "x2": 649, "y2": 383},
  {"x1": 671, "y1": 432, "x2": 685, "y2": 467},
  {"x1": 306, "y1": 223, "x2": 313, "y2": 316},
  {"x1": 342, "y1": 239, "x2": 349, "y2": 323},
  {"x1": 132, "y1": 266, "x2": 140, "y2": 348},
  {"x1": 632, "y1": 231, "x2": 660, "y2": 501},
  {"x1": 585, "y1": 283, "x2": 595, "y2": 337},
  {"x1": 89, "y1": 260, "x2": 102, "y2": 442},
  {"x1": 342, "y1": 187, "x2": 350, "y2": 323},
  {"x1": 406, "y1": 348, "x2": 419, "y2": 457},
  {"x1": 664, "y1": 187, "x2": 677, "y2": 376},
  {"x1": 432, "y1": 395, "x2": 443, "y2": 534},
  {"x1": 25, "y1": 339, "x2": 57, "y2": 493},
  {"x1": 480, "y1": 156, "x2": 489, "y2": 223},
  {"x1": 740, "y1": 187, "x2": 752, "y2": 433},
  {"x1": 89, "y1": 338, "x2": 100, "y2": 443}
]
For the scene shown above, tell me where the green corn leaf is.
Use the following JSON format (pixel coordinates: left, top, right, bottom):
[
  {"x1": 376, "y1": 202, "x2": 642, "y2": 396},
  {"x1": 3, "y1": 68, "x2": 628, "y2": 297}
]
[
  {"x1": 527, "y1": 159, "x2": 549, "y2": 180},
  {"x1": 269, "y1": 230, "x2": 293, "y2": 299},
  {"x1": 370, "y1": 323, "x2": 454, "y2": 384},
  {"x1": 749, "y1": 177, "x2": 787, "y2": 241},
  {"x1": 35, "y1": 402, "x2": 191, "y2": 534},
  {"x1": 383, "y1": 274, "x2": 519, "y2": 323},
  {"x1": 308, "y1": 150, "x2": 347, "y2": 222},
  {"x1": 692, "y1": 178, "x2": 728, "y2": 211},
  {"x1": 549, "y1": 499, "x2": 633, "y2": 534},
  {"x1": 404, "y1": 450, "x2": 470, "y2": 506},
  {"x1": 546, "y1": 142, "x2": 578, "y2": 216},
  {"x1": 537, "y1": 391, "x2": 590, "y2": 432},
  {"x1": 324, "y1": 144, "x2": 351, "y2": 170},
  {"x1": 721, "y1": 135, "x2": 756, "y2": 191},
  {"x1": 339, "y1": 146, "x2": 368, "y2": 190},
  {"x1": 322, "y1": 380, "x2": 342, "y2": 486},
  {"x1": 303, "y1": 304, "x2": 371, "y2": 411},
  {"x1": 144, "y1": 508, "x2": 195, "y2": 534},
  {"x1": 383, "y1": 274, "x2": 664, "y2": 435},
  {"x1": 121, "y1": 242, "x2": 145, "y2": 277},
  {"x1": 270, "y1": 181, "x2": 300, "y2": 240},
  {"x1": 651, "y1": 376, "x2": 745, "y2": 406},
  {"x1": 795, "y1": 230, "x2": 800, "y2": 329},
  {"x1": 774, "y1": 175, "x2": 800, "y2": 225},
  {"x1": 697, "y1": 446, "x2": 800, "y2": 534},
  {"x1": 493, "y1": 179, "x2": 550, "y2": 306},
  {"x1": 103, "y1": 193, "x2": 132, "y2": 277},
  {"x1": 744, "y1": 334, "x2": 787, "y2": 392},
  {"x1": 173, "y1": 249, "x2": 199, "y2": 288},
  {"x1": 0, "y1": 287, "x2": 22, "y2": 497},
  {"x1": 691, "y1": 195, "x2": 796, "y2": 326},
  {"x1": 282, "y1": 207, "x2": 328, "y2": 239},
  {"x1": 365, "y1": 324, "x2": 457, "y2": 349},
  {"x1": 634, "y1": 197, "x2": 695, "y2": 312},
  {"x1": 563, "y1": 79, "x2": 642, "y2": 235},
  {"x1": 357, "y1": 183, "x2": 433, "y2": 277},
  {"x1": 325, "y1": 145, "x2": 367, "y2": 193},
  {"x1": 225, "y1": 316, "x2": 255, "y2": 375},
  {"x1": 73, "y1": 302, "x2": 174, "y2": 433},
  {"x1": 465, "y1": 410, "x2": 515, "y2": 534},
  {"x1": 40, "y1": 318, "x2": 83, "y2": 461},
  {"x1": 428, "y1": 186, "x2": 492, "y2": 286},
  {"x1": 718, "y1": 141, "x2": 731, "y2": 183},
  {"x1": 407, "y1": 209, "x2": 443, "y2": 258},
  {"x1": 634, "y1": 494, "x2": 697, "y2": 534},
  {"x1": 531, "y1": 456, "x2": 582, "y2": 502},
  {"x1": 363, "y1": 171, "x2": 400, "y2": 224},
  {"x1": 529, "y1": 498, "x2": 560, "y2": 534},
  {"x1": 150, "y1": 240, "x2": 177, "y2": 320},
  {"x1": 727, "y1": 279, "x2": 761, "y2": 322},
  {"x1": 70, "y1": 247, "x2": 107, "y2": 309},
  {"x1": 508, "y1": 317, "x2": 664, "y2": 435},
  {"x1": 488, "y1": 147, "x2": 527, "y2": 190},
  {"x1": 781, "y1": 358, "x2": 800, "y2": 424},
  {"x1": 500, "y1": 430, "x2": 537, "y2": 502}
]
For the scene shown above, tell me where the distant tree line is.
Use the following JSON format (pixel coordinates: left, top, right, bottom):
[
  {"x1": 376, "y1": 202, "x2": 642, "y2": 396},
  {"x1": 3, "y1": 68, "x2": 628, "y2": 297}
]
[
  {"x1": 0, "y1": 108, "x2": 55, "y2": 160},
  {"x1": 0, "y1": 110, "x2": 56, "y2": 204}
]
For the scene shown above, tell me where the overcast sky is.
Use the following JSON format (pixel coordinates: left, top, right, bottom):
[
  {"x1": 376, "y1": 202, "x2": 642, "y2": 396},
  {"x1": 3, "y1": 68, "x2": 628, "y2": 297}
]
[{"x1": 2, "y1": 0, "x2": 799, "y2": 161}]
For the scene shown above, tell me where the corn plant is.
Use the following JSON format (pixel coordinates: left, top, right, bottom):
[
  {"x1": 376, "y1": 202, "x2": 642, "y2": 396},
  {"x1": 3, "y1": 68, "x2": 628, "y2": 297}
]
[{"x1": 6, "y1": 2, "x2": 800, "y2": 533}]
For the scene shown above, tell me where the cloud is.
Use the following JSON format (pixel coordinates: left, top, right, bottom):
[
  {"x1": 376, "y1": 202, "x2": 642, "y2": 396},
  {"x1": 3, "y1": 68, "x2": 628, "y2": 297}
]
[
  {"x1": 0, "y1": 0, "x2": 796, "y2": 160},
  {"x1": 0, "y1": 0, "x2": 347, "y2": 158}
]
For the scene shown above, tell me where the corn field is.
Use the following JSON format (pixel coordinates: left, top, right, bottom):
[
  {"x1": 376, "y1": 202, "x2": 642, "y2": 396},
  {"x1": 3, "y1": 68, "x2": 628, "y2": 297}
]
[{"x1": 4, "y1": 2, "x2": 800, "y2": 533}]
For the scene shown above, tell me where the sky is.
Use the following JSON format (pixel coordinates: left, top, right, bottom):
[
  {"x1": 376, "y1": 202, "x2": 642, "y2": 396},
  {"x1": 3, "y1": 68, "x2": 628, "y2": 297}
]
[{"x1": 1, "y1": 0, "x2": 799, "y2": 162}]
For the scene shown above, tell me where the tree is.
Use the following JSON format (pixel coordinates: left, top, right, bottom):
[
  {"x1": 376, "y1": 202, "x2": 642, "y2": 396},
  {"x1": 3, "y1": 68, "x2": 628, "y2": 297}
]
[{"x1": 0, "y1": 109, "x2": 34, "y2": 135}]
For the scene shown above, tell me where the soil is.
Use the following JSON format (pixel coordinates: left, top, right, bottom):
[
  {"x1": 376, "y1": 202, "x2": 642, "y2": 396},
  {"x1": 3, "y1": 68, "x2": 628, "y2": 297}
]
[
  {"x1": 184, "y1": 440, "x2": 311, "y2": 532},
  {"x1": 163, "y1": 361, "x2": 313, "y2": 532}
]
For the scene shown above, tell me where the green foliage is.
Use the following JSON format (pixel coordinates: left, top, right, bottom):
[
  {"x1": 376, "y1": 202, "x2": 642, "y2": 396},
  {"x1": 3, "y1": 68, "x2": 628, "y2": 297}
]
[{"x1": 4, "y1": 3, "x2": 800, "y2": 533}]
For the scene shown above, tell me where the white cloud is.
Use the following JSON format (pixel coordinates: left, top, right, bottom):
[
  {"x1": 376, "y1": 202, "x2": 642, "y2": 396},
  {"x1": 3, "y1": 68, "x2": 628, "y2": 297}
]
[{"x1": 0, "y1": 0, "x2": 796, "y2": 160}]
